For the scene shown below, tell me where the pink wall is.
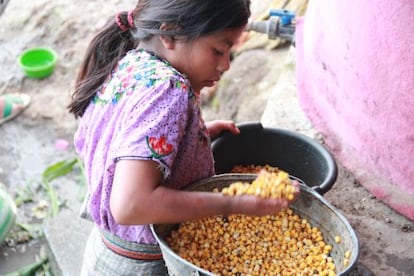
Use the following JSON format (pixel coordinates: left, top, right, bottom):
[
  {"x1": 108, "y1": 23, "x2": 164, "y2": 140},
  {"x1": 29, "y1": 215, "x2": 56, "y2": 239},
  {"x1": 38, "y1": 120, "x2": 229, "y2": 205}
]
[{"x1": 296, "y1": 0, "x2": 414, "y2": 220}]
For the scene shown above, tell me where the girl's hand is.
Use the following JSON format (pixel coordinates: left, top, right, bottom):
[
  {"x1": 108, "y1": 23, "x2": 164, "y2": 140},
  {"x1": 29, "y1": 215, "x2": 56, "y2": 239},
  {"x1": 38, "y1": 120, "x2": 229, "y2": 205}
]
[
  {"x1": 290, "y1": 180, "x2": 301, "y2": 202},
  {"x1": 228, "y1": 181, "x2": 300, "y2": 217},
  {"x1": 240, "y1": 196, "x2": 289, "y2": 216},
  {"x1": 230, "y1": 193, "x2": 297, "y2": 217},
  {"x1": 206, "y1": 120, "x2": 240, "y2": 140}
]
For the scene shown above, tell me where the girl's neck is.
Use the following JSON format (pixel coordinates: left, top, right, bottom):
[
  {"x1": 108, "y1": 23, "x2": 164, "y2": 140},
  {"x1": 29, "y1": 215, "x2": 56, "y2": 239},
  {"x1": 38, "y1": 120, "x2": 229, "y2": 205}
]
[{"x1": 138, "y1": 38, "x2": 167, "y2": 61}]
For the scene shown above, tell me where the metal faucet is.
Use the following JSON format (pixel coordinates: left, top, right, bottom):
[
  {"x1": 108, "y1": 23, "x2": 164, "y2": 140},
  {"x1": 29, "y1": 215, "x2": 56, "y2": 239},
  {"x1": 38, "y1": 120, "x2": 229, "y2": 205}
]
[{"x1": 245, "y1": 9, "x2": 296, "y2": 43}]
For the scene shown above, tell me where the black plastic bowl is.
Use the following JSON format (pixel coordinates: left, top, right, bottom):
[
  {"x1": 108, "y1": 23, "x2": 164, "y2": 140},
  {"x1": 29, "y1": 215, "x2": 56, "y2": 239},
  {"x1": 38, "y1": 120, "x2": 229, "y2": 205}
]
[{"x1": 211, "y1": 122, "x2": 338, "y2": 195}]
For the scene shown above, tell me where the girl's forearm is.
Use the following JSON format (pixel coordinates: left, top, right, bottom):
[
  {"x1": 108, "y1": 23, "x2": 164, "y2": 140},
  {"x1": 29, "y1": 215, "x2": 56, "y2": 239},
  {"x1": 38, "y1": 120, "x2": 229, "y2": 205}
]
[
  {"x1": 149, "y1": 187, "x2": 233, "y2": 223},
  {"x1": 112, "y1": 186, "x2": 233, "y2": 225},
  {"x1": 112, "y1": 185, "x2": 290, "y2": 225}
]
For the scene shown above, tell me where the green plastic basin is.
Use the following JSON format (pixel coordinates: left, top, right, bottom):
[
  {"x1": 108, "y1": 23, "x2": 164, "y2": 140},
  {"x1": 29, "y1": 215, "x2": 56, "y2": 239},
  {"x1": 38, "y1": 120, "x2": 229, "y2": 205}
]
[{"x1": 18, "y1": 47, "x2": 58, "y2": 79}]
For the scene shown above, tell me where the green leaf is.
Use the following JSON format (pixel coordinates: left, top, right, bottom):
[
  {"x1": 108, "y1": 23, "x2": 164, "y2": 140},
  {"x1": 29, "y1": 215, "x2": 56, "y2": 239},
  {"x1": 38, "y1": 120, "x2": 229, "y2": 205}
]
[
  {"x1": 46, "y1": 183, "x2": 59, "y2": 218},
  {"x1": 15, "y1": 222, "x2": 43, "y2": 239},
  {"x1": 5, "y1": 257, "x2": 48, "y2": 276},
  {"x1": 42, "y1": 158, "x2": 78, "y2": 184},
  {"x1": 41, "y1": 157, "x2": 78, "y2": 218}
]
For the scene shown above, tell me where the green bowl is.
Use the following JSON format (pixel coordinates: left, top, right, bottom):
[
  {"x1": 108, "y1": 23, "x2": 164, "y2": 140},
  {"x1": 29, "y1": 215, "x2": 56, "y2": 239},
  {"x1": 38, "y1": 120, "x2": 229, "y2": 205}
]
[{"x1": 18, "y1": 47, "x2": 58, "y2": 79}]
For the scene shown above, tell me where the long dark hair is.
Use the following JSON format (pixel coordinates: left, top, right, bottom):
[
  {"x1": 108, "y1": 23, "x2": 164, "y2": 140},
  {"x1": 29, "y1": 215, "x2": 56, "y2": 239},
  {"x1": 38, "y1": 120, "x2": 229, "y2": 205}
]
[{"x1": 68, "y1": 0, "x2": 251, "y2": 118}]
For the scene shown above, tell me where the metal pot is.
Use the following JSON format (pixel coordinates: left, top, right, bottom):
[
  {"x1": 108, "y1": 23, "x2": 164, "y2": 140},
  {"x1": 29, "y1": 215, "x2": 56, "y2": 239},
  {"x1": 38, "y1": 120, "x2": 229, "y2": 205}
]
[{"x1": 151, "y1": 174, "x2": 358, "y2": 276}]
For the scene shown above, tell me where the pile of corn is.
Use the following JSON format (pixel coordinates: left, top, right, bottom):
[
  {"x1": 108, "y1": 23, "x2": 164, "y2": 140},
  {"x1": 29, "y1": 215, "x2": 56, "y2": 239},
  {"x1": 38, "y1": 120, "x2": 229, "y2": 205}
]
[
  {"x1": 222, "y1": 169, "x2": 296, "y2": 200},
  {"x1": 230, "y1": 164, "x2": 282, "y2": 174},
  {"x1": 167, "y1": 210, "x2": 336, "y2": 275},
  {"x1": 167, "y1": 168, "x2": 338, "y2": 275}
]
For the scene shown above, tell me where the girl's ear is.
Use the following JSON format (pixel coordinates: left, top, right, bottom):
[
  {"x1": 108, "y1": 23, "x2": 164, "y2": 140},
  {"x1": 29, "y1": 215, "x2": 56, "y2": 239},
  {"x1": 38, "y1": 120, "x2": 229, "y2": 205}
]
[
  {"x1": 159, "y1": 35, "x2": 175, "y2": 50},
  {"x1": 159, "y1": 23, "x2": 176, "y2": 50}
]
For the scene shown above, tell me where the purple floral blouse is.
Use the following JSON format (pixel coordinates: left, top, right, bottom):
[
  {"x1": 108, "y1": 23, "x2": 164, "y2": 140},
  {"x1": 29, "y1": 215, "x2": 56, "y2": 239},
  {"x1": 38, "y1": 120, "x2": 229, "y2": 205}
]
[{"x1": 74, "y1": 49, "x2": 215, "y2": 244}]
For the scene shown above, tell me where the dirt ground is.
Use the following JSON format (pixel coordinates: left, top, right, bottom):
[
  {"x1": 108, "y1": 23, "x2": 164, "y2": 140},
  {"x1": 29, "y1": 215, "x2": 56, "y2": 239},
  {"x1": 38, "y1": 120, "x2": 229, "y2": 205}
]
[{"x1": 0, "y1": 0, "x2": 413, "y2": 275}]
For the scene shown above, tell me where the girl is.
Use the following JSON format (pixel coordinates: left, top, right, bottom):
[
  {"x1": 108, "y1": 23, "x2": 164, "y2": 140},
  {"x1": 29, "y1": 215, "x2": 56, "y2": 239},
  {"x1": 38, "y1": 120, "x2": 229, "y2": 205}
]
[{"x1": 68, "y1": 0, "x2": 298, "y2": 274}]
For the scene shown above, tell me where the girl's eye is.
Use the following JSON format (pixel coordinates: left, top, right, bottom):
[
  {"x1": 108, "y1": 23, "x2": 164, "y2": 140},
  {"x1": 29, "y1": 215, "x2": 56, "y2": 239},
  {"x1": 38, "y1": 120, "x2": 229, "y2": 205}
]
[{"x1": 214, "y1": 49, "x2": 224, "y2": 56}]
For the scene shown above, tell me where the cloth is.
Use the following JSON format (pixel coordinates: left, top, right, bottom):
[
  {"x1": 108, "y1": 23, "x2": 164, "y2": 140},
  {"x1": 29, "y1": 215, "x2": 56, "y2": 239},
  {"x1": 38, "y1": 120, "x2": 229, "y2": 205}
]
[
  {"x1": 81, "y1": 227, "x2": 168, "y2": 276},
  {"x1": 74, "y1": 49, "x2": 215, "y2": 244}
]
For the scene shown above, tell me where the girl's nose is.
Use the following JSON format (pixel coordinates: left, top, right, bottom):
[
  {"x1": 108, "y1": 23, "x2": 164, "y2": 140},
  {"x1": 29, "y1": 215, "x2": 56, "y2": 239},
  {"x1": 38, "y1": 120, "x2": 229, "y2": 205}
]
[{"x1": 217, "y1": 54, "x2": 231, "y2": 73}]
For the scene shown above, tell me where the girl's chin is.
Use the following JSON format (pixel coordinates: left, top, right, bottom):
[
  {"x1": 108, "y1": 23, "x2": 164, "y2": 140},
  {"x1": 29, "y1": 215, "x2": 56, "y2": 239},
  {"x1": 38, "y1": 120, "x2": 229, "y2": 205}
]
[
  {"x1": 194, "y1": 81, "x2": 217, "y2": 92},
  {"x1": 204, "y1": 81, "x2": 216, "y2": 87}
]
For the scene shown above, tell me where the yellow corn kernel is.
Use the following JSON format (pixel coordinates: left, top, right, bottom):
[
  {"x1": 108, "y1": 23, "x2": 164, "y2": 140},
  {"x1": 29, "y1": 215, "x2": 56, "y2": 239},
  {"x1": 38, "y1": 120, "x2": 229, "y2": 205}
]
[
  {"x1": 324, "y1": 244, "x2": 333, "y2": 252},
  {"x1": 344, "y1": 258, "x2": 349, "y2": 266},
  {"x1": 335, "y1": 235, "x2": 341, "y2": 243},
  {"x1": 327, "y1": 261, "x2": 336, "y2": 270}
]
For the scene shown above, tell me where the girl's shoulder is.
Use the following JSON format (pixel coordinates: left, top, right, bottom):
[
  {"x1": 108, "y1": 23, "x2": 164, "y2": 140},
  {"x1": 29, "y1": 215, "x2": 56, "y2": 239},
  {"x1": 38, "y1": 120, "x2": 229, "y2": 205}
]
[
  {"x1": 110, "y1": 50, "x2": 192, "y2": 98},
  {"x1": 96, "y1": 49, "x2": 193, "y2": 106},
  {"x1": 122, "y1": 49, "x2": 188, "y2": 84}
]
